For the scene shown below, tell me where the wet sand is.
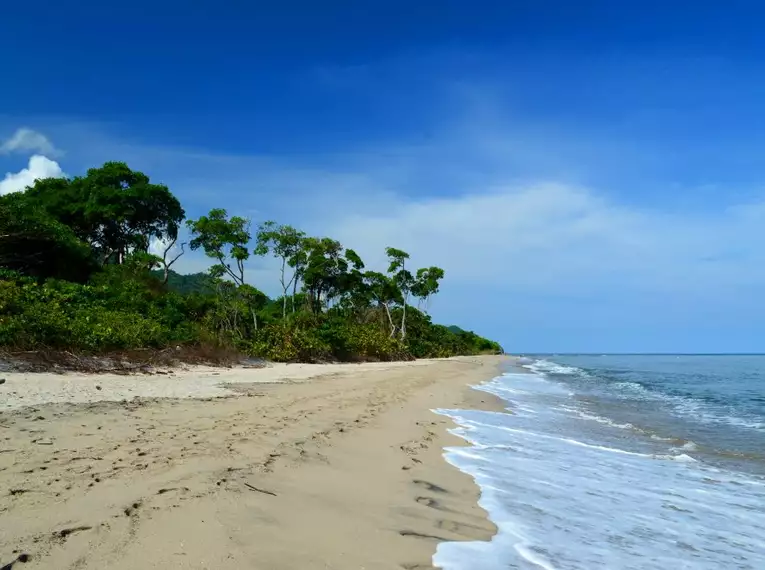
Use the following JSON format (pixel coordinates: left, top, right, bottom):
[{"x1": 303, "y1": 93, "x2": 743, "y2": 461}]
[{"x1": 0, "y1": 355, "x2": 508, "y2": 569}]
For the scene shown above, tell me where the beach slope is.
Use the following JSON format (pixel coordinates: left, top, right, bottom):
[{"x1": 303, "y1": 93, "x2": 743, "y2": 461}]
[{"x1": 0, "y1": 355, "x2": 507, "y2": 569}]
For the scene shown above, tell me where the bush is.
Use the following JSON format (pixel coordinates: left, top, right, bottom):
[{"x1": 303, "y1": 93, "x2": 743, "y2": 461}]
[
  {"x1": 0, "y1": 263, "x2": 500, "y2": 361},
  {"x1": 251, "y1": 322, "x2": 332, "y2": 362},
  {"x1": 0, "y1": 269, "x2": 501, "y2": 360},
  {"x1": 249, "y1": 314, "x2": 407, "y2": 363},
  {"x1": 314, "y1": 317, "x2": 404, "y2": 361},
  {"x1": 0, "y1": 272, "x2": 204, "y2": 351}
]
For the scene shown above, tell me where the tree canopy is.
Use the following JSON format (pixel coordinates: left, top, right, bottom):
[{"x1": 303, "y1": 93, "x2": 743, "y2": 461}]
[
  {"x1": 23, "y1": 162, "x2": 184, "y2": 265},
  {"x1": 0, "y1": 192, "x2": 96, "y2": 282}
]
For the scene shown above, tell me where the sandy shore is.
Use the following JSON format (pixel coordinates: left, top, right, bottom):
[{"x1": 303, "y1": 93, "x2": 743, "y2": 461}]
[{"x1": 0, "y1": 355, "x2": 509, "y2": 569}]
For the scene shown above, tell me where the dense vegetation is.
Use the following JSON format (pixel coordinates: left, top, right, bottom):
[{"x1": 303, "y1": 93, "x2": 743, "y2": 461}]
[{"x1": 0, "y1": 162, "x2": 502, "y2": 362}]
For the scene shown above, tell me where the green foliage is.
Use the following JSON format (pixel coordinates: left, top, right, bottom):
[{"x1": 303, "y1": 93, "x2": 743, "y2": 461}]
[
  {"x1": 0, "y1": 161, "x2": 501, "y2": 361},
  {"x1": 301, "y1": 237, "x2": 347, "y2": 313},
  {"x1": 250, "y1": 313, "x2": 406, "y2": 363},
  {"x1": 255, "y1": 221, "x2": 306, "y2": 318},
  {"x1": 412, "y1": 266, "x2": 445, "y2": 307},
  {"x1": 0, "y1": 192, "x2": 97, "y2": 282},
  {"x1": 22, "y1": 162, "x2": 184, "y2": 264},
  {"x1": 393, "y1": 307, "x2": 503, "y2": 358},
  {"x1": 251, "y1": 322, "x2": 331, "y2": 362},
  {"x1": 0, "y1": 273, "x2": 199, "y2": 350},
  {"x1": 187, "y1": 209, "x2": 251, "y2": 285},
  {"x1": 152, "y1": 270, "x2": 215, "y2": 295}
]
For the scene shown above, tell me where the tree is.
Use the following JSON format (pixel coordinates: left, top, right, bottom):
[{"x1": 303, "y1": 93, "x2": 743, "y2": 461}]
[
  {"x1": 255, "y1": 221, "x2": 306, "y2": 318},
  {"x1": 333, "y1": 248, "x2": 366, "y2": 313},
  {"x1": 239, "y1": 283, "x2": 268, "y2": 331},
  {"x1": 301, "y1": 237, "x2": 346, "y2": 314},
  {"x1": 149, "y1": 237, "x2": 186, "y2": 285},
  {"x1": 288, "y1": 242, "x2": 309, "y2": 314},
  {"x1": 187, "y1": 209, "x2": 267, "y2": 334},
  {"x1": 411, "y1": 266, "x2": 445, "y2": 312},
  {"x1": 0, "y1": 192, "x2": 96, "y2": 282},
  {"x1": 17, "y1": 177, "x2": 84, "y2": 235},
  {"x1": 363, "y1": 270, "x2": 402, "y2": 337},
  {"x1": 187, "y1": 209, "x2": 251, "y2": 286},
  {"x1": 24, "y1": 162, "x2": 184, "y2": 265},
  {"x1": 385, "y1": 247, "x2": 414, "y2": 339}
]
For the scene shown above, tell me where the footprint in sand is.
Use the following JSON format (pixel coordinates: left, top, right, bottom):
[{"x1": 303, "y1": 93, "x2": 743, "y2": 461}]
[
  {"x1": 414, "y1": 496, "x2": 447, "y2": 511},
  {"x1": 411, "y1": 479, "x2": 448, "y2": 494}
]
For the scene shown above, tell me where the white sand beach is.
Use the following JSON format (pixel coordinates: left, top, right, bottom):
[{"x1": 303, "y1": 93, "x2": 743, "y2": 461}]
[{"x1": 0, "y1": 355, "x2": 508, "y2": 569}]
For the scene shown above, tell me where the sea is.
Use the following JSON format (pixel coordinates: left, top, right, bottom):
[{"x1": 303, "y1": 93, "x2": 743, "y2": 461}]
[{"x1": 433, "y1": 355, "x2": 765, "y2": 570}]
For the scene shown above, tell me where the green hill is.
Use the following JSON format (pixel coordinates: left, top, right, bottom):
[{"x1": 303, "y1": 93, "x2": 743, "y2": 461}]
[{"x1": 151, "y1": 270, "x2": 215, "y2": 295}]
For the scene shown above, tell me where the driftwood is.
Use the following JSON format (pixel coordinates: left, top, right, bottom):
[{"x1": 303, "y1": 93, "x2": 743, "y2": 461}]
[{"x1": 244, "y1": 482, "x2": 277, "y2": 497}]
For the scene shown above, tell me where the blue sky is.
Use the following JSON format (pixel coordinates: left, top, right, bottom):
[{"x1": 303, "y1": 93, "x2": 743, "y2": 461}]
[{"x1": 2, "y1": 1, "x2": 765, "y2": 352}]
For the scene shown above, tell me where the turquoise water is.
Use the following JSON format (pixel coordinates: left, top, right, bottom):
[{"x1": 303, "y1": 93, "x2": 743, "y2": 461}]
[{"x1": 434, "y1": 355, "x2": 765, "y2": 569}]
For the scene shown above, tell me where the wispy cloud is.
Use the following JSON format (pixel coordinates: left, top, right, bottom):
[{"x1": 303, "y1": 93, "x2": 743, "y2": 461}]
[
  {"x1": 325, "y1": 182, "x2": 765, "y2": 294},
  {"x1": 0, "y1": 127, "x2": 62, "y2": 157}
]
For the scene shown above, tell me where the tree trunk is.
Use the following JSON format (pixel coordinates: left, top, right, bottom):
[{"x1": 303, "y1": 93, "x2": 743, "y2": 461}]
[
  {"x1": 161, "y1": 239, "x2": 184, "y2": 285},
  {"x1": 280, "y1": 259, "x2": 288, "y2": 319},
  {"x1": 384, "y1": 303, "x2": 396, "y2": 337},
  {"x1": 400, "y1": 296, "x2": 408, "y2": 340},
  {"x1": 101, "y1": 248, "x2": 114, "y2": 266}
]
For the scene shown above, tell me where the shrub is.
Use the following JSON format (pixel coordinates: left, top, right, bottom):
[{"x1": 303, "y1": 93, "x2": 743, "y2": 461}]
[
  {"x1": 251, "y1": 322, "x2": 332, "y2": 362},
  {"x1": 0, "y1": 273, "x2": 204, "y2": 352}
]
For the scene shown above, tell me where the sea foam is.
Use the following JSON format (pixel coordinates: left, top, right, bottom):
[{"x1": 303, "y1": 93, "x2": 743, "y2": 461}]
[{"x1": 433, "y1": 361, "x2": 765, "y2": 570}]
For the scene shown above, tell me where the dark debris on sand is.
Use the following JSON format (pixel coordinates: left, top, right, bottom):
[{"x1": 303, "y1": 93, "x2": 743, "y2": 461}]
[{"x1": 0, "y1": 346, "x2": 266, "y2": 374}]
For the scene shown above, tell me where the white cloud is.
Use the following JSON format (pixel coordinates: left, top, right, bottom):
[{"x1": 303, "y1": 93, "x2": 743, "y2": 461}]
[
  {"x1": 309, "y1": 181, "x2": 765, "y2": 301},
  {"x1": 148, "y1": 236, "x2": 172, "y2": 257},
  {"x1": 0, "y1": 128, "x2": 61, "y2": 156},
  {"x1": 0, "y1": 155, "x2": 65, "y2": 195}
]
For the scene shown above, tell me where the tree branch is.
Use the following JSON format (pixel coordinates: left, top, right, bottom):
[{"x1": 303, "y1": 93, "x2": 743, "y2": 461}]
[{"x1": 160, "y1": 238, "x2": 185, "y2": 285}]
